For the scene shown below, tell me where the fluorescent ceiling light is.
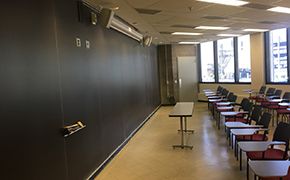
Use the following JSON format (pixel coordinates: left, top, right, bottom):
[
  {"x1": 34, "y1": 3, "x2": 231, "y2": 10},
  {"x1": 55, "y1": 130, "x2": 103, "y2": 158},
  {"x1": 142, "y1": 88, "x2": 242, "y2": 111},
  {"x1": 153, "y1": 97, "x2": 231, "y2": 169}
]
[
  {"x1": 268, "y1": 6, "x2": 290, "y2": 14},
  {"x1": 217, "y1": 34, "x2": 241, "y2": 37},
  {"x1": 178, "y1": 41, "x2": 200, "y2": 44},
  {"x1": 196, "y1": 0, "x2": 249, "y2": 6},
  {"x1": 172, "y1": 32, "x2": 203, "y2": 35},
  {"x1": 243, "y1": 28, "x2": 268, "y2": 32},
  {"x1": 195, "y1": 26, "x2": 230, "y2": 30}
]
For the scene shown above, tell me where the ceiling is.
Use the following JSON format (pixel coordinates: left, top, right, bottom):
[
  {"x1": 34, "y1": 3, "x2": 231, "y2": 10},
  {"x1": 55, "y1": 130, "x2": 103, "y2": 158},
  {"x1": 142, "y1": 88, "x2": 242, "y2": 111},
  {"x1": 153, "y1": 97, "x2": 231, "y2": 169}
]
[{"x1": 85, "y1": 0, "x2": 290, "y2": 44}]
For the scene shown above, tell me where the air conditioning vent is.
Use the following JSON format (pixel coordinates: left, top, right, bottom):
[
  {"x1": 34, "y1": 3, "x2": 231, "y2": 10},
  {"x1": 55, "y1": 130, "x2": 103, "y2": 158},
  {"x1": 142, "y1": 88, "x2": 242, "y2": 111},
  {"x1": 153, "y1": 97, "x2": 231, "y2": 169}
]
[
  {"x1": 159, "y1": 32, "x2": 172, "y2": 34},
  {"x1": 242, "y1": 3, "x2": 273, "y2": 10},
  {"x1": 171, "y1": 24, "x2": 196, "y2": 29},
  {"x1": 203, "y1": 16, "x2": 228, "y2": 20},
  {"x1": 135, "y1": 8, "x2": 161, "y2": 15},
  {"x1": 259, "y1": 21, "x2": 276, "y2": 24}
]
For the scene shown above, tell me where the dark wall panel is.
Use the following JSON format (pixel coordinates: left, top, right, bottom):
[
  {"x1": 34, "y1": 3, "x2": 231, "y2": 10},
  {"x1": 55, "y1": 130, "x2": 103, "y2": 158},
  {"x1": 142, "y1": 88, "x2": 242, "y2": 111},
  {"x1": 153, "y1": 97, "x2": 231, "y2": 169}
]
[
  {"x1": 0, "y1": 1, "x2": 67, "y2": 180},
  {"x1": 54, "y1": 1, "x2": 160, "y2": 179},
  {"x1": 0, "y1": 1, "x2": 160, "y2": 179}
]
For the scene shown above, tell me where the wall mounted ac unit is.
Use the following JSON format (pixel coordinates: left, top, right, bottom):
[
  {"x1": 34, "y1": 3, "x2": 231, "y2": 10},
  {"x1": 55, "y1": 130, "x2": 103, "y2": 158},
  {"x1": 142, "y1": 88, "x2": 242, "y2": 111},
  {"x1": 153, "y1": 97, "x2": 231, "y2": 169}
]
[{"x1": 99, "y1": 8, "x2": 144, "y2": 42}]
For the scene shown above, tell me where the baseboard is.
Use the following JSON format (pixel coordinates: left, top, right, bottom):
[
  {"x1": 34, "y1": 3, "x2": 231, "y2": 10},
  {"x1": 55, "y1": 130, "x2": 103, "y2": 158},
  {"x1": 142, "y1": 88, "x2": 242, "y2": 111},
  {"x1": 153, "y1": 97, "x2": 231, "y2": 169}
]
[{"x1": 87, "y1": 104, "x2": 161, "y2": 179}]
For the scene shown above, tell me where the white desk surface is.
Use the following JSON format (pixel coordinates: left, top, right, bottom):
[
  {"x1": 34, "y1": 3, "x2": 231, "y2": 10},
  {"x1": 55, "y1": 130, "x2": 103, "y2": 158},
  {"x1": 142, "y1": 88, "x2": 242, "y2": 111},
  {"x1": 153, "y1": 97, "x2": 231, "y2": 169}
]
[
  {"x1": 216, "y1": 102, "x2": 231, "y2": 106},
  {"x1": 238, "y1": 141, "x2": 285, "y2": 152},
  {"x1": 231, "y1": 128, "x2": 260, "y2": 136},
  {"x1": 267, "y1": 99, "x2": 283, "y2": 103},
  {"x1": 169, "y1": 102, "x2": 194, "y2": 117},
  {"x1": 225, "y1": 122, "x2": 263, "y2": 128},
  {"x1": 221, "y1": 111, "x2": 248, "y2": 116},
  {"x1": 279, "y1": 102, "x2": 290, "y2": 106},
  {"x1": 217, "y1": 106, "x2": 233, "y2": 110},
  {"x1": 249, "y1": 160, "x2": 290, "y2": 178}
]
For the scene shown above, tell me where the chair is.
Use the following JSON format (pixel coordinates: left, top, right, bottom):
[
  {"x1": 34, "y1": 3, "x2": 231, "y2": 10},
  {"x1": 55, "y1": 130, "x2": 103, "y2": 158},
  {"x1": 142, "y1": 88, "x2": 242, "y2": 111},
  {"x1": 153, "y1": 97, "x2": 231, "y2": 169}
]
[
  {"x1": 209, "y1": 89, "x2": 229, "y2": 115},
  {"x1": 225, "y1": 99, "x2": 252, "y2": 123},
  {"x1": 234, "y1": 112, "x2": 271, "y2": 170},
  {"x1": 260, "y1": 89, "x2": 282, "y2": 108},
  {"x1": 276, "y1": 92, "x2": 290, "y2": 125},
  {"x1": 256, "y1": 87, "x2": 276, "y2": 104},
  {"x1": 249, "y1": 86, "x2": 266, "y2": 101},
  {"x1": 235, "y1": 112, "x2": 271, "y2": 142},
  {"x1": 246, "y1": 122, "x2": 290, "y2": 179},
  {"x1": 213, "y1": 92, "x2": 235, "y2": 120}
]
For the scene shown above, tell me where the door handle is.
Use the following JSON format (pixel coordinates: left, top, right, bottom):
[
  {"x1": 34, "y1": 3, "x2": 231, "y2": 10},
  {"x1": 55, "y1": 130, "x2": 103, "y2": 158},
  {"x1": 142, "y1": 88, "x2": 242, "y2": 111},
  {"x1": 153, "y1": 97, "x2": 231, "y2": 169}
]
[
  {"x1": 179, "y1": 78, "x2": 182, "y2": 88},
  {"x1": 63, "y1": 121, "x2": 86, "y2": 137}
]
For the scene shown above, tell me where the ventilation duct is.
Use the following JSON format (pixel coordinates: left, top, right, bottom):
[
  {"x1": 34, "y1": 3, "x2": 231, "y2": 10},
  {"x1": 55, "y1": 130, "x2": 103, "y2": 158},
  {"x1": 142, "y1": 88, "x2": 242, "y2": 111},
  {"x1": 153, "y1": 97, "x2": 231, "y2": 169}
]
[{"x1": 100, "y1": 8, "x2": 143, "y2": 42}]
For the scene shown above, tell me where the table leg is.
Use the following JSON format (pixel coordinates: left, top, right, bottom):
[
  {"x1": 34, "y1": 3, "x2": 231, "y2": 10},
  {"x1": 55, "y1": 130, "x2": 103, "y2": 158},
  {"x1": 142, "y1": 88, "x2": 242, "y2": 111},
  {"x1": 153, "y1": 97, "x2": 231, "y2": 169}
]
[
  {"x1": 178, "y1": 117, "x2": 194, "y2": 134},
  {"x1": 181, "y1": 117, "x2": 184, "y2": 146},
  {"x1": 173, "y1": 117, "x2": 193, "y2": 149}
]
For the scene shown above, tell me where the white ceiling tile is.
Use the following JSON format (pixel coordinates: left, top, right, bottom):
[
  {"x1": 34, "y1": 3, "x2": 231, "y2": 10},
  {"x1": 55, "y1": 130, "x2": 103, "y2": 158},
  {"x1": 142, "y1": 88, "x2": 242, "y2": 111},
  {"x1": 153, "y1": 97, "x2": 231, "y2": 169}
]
[{"x1": 87, "y1": 0, "x2": 290, "y2": 43}]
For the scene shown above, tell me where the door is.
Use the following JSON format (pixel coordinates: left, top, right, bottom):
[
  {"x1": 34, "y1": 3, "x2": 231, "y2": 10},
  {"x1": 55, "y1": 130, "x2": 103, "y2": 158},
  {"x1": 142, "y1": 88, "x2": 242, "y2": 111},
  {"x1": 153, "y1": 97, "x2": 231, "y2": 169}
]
[{"x1": 177, "y1": 56, "x2": 198, "y2": 102}]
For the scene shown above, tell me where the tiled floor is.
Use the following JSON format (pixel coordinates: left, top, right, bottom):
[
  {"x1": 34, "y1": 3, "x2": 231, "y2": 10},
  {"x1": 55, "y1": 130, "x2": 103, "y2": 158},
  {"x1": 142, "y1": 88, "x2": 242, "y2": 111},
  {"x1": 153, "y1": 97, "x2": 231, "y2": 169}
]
[{"x1": 95, "y1": 102, "x2": 271, "y2": 180}]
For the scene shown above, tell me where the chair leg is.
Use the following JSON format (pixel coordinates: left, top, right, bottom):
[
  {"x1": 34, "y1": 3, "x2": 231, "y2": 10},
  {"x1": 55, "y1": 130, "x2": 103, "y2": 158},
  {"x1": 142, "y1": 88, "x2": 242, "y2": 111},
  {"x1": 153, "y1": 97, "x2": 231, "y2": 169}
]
[
  {"x1": 247, "y1": 157, "x2": 249, "y2": 180},
  {"x1": 239, "y1": 149, "x2": 242, "y2": 170}
]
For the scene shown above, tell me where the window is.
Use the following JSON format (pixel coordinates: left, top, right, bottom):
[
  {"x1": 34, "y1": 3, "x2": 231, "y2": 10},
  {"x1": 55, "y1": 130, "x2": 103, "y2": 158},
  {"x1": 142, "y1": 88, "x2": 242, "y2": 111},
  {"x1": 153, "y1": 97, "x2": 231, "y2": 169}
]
[
  {"x1": 238, "y1": 35, "x2": 251, "y2": 82},
  {"x1": 199, "y1": 36, "x2": 251, "y2": 83},
  {"x1": 267, "y1": 28, "x2": 288, "y2": 83},
  {"x1": 217, "y1": 38, "x2": 235, "y2": 82},
  {"x1": 200, "y1": 41, "x2": 215, "y2": 82}
]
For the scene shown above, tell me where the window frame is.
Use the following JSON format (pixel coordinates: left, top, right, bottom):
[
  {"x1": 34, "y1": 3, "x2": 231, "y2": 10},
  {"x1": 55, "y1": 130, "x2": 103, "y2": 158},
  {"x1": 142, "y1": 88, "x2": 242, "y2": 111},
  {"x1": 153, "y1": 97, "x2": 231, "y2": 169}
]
[
  {"x1": 265, "y1": 28, "x2": 290, "y2": 84},
  {"x1": 198, "y1": 36, "x2": 251, "y2": 84}
]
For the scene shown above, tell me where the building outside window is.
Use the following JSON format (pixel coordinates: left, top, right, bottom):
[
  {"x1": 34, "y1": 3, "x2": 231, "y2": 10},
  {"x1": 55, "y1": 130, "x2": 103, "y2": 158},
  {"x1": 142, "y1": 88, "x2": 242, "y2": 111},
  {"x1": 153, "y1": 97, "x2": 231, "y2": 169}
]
[
  {"x1": 269, "y1": 28, "x2": 288, "y2": 83},
  {"x1": 200, "y1": 41, "x2": 215, "y2": 82},
  {"x1": 238, "y1": 35, "x2": 251, "y2": 82},
  {"x1": 217, "y1": 38, "x2": 235, "y2": 82}
]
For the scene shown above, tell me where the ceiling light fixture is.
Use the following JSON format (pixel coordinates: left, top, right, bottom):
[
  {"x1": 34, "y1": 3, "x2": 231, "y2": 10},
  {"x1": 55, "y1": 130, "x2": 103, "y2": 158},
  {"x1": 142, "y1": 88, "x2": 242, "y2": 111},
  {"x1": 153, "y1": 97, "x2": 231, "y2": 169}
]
[
  {"x1": 172, "y1": 32, "x2": 203, "y2": 35},
  {"x1": 268, "y1": 6, "x2": 290, "y2": 14},
  {"x1": 195, "y1": 26, "x2": 230, "y2": 30},
  {"x1": 243, "y1": 28, "x2": 268, "y2": 32},
  {"x1": 178, "y1": 41, "x2": 200, "y2": 44},
  {"x1": 196, "y1": 0, "x2": 249, "y2": 7},
  {"x1": 217, "y1": 34, "x2": 241, "y2": 37}
]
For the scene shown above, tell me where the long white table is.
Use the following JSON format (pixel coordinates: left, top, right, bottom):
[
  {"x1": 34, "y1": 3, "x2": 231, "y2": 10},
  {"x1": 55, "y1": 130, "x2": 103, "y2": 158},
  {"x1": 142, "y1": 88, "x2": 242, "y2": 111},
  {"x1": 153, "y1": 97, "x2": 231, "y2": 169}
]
[{"x1": 169, "y1": 102, "x2": 194, "y2": 149}]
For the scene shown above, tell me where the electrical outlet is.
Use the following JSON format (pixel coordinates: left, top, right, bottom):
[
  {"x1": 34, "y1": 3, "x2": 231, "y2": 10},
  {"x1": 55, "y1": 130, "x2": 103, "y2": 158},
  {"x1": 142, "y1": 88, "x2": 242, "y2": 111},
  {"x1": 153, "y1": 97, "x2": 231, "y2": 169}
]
[
  {"x1": 76, "y1": 38, "x2": 81, "y2": 47},
  {"x1": 85, "y1": 40, "x2": 90, "y2": 49}
]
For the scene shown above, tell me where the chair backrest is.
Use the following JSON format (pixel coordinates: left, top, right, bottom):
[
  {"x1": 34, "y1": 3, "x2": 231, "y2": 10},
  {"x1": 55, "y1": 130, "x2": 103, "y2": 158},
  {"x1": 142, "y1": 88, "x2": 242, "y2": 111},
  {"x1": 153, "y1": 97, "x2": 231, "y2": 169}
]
[
  {"x1": 227, "y1": 92, "x2": 234, "y2": 100},
  {"x1": 230, "y1": 95, "x2": 237, "y2": 103},
  {"x1": 259, "y1": 86, "x2": 267, "y2": 94},
  {"x1": 217, "y1": 86, "x2": 223, "y2": 93},
  {"x1": 240, "y1": 98, "x2": 250, "y2": 111},
  {"x1": 243, "y1": 102, "x2": 253, "y2": 112},
  {"x1": 266, "y1": 88, "x2": 276, "y2": 96},
  {"x1": 257, "y1": 112, "x2": 271, "y2": 128},
  {"x1": 282, "y1": 92, "x2": 290, "y2": 100},
  {"x1": 223, "y1": 89, "x2": 229, "y2": 97},
  {"x1": 272, "y1": 122, "x2": 290, "y2": 158},
  {"x1": 249, "y1": 105, "x2": 262, "y2": 124},
  {"x1": 274, "y1": 89, "x2": 282, "y2": 97}
]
